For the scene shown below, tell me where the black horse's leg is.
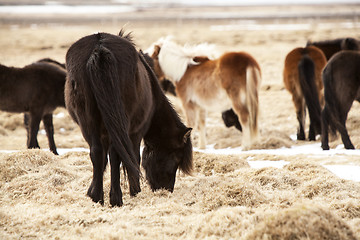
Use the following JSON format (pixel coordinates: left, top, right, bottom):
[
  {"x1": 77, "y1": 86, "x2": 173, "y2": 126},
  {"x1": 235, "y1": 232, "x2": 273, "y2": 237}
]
[
  {"x1": 87, "y1": 138, "x2": 106, "y2": 205},
  {"x1": 321, "y1": 108, "x2": 330, "y2": 150},
  {"x1": 338, "y1": 114, "x2": 355, "y2": 149},
  {"x1": 27, "y1": 112, "x2": 41, "y2": 149},
  {"x1": 308, "y1": 123, "x2": 316, "y2": 141},
  {"x1": 109, "y1": 145, "x2": 123, "y2": 207},
  {"x1": 129, "y1": 135, "x2": 141, "y2": 197},
  {"x1": 24, "y1": 113, "x2": 30, "y2": 145},
  {"x1": 42, "y1": 114, "x2": 58, "y2": 155}
]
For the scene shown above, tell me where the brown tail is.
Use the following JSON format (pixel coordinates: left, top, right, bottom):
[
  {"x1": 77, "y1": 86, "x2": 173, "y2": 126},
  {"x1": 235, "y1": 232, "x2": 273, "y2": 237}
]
[{"x1": 246, "y1": 65, "x2": 261, "y2": 141}]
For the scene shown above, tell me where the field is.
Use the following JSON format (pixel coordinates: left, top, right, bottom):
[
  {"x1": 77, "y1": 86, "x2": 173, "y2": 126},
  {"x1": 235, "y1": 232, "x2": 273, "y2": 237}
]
[{"x1": 0, "y1": 3, "x2": 360, "y2": 239}]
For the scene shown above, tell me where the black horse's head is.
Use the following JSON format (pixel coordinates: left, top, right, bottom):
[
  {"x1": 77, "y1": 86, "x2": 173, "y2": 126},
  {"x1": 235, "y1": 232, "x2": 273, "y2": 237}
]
[{"x1": 142, "y1": 128, "x2": 192, "y2": 192}]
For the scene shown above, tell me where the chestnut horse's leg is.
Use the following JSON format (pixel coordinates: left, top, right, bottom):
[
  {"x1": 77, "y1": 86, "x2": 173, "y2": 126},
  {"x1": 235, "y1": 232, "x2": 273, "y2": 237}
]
[
  {"x1": 87, "y1": 136, "x2": 106, "y2": 205},
  {"x1": 27, "y1": 112, "x2": 41, "y2": 150},
  {"x1": 42, "y1": 113, "x2": 58, "y2": 155},
  {"x1": 292, "y1": 95, "x2": 306, "y2": 140},
  {"x1": 109, "y1": 145, "x2": 123, "y2": 207},
  {"x1": 230, "y1": 99, "x2": 250, "y2": 148},
  {"x1": 198, "y1": 108, "x2": 207, "y2": 149},
  {"x1": 183, "y1": 101, "x2": 206, "y2": 149}
]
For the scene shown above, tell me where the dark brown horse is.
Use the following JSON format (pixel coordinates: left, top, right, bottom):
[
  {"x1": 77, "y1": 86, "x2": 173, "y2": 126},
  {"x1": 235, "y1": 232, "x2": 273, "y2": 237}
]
[
  {"x1": 306, "y1": 37, "x2": 360, "y2": 60},
  {"x1": 321, "y1": 51, "x2": 360, "y2": 150},
  {"x1": 0, "y1": 60, "x2": 66, "y2": 154},
  {"x1": 283, "y1": 46, "x2": 327, "y2": 141},
  {"x1": 65, "y1": 31, "x2": 193, "y2": 206}
]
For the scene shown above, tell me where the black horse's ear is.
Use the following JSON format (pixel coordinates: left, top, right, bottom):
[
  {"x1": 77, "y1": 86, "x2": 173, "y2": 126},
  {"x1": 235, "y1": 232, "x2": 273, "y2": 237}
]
[{"x1": 183, "y1": 128, "x2": 192, "y2": 144}]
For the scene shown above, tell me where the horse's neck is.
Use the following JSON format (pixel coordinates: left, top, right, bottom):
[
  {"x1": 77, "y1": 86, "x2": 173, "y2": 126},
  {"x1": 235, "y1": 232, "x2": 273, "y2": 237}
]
[
  {"x1": 0, "y1": 64, "x2": 15, "y2": 80},
  {"x1": 145, "y1": 79, "x2": 181, "y2": 145},
  {"x1": 159, "y1": 47, "x2": 192, "y2": 82},
  {"x1": 138, "y1": 51, "x2": 181, "y2": 143}
]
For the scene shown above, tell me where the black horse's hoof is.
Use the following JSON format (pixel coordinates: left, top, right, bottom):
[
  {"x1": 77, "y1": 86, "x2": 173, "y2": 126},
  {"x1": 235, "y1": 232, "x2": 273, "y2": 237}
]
[
  {"x1": 87, "y1": 185, "x2": 104, "y2": 205},
  {"x1": 345, "y1": 144, "x2": 355, "y2": 150},
  {"x1": 110, "y1": 191, "x2": 123, "y2": 207},
  {"x1": 321, "y1": 144, "x2": 330, "y2": 150},
  {"x1": 297, "y1": 134, "x2": 305, "y2": 141}
]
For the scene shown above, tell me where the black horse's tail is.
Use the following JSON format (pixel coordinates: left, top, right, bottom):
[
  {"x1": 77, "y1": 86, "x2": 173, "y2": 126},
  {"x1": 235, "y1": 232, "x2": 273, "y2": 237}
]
[
  {"x1": 298, "y1": 55, "x2": 322, "y2": 134},
  {"x1": 86, "y1": 44, "x2": 140, "y2": 181},
  {"x1": 322, "y1": 65, "x2": 340, "y2": 136}
]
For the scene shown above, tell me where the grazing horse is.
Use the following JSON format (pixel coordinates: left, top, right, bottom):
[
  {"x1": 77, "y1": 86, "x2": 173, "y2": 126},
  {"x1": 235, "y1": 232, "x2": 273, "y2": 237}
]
[
  {"x1": 306, "y1": 37, "x2": 360, "y2": 60},
  {"x1": 321, "y1": 51, "x2": 360, "y2": 150},
  {"x1": 149, "y1": 38, "x2": 261, "y2": 149},
  {"x1": 283, "y1": 46, "x2": 327, "y2": 141},
  {"x1": 65, "y1": 31, "x2": 193, "y2": 206},
  {"x1": 0, "y1": 60, "x2": 66, "y2": 154}
]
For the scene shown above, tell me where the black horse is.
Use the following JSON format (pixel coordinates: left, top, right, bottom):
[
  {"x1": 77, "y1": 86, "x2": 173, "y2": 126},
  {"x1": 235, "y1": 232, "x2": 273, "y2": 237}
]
[
  {"x1": 65, "y1": 31, "x2": 193, "y2": 206},
  {"x1": 0, "y1": 60, "x2": 66, "y2": 154},
  {"x1": 306, "y1": 37, "x2": 360, "y2": 60},
  {"x1": 321, "y1": 51, "x2": 360, "y2": 150}
]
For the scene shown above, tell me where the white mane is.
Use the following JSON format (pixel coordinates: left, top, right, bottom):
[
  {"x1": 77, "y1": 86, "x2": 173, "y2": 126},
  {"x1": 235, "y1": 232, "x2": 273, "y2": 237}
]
[{"x1": 147, "y1": 36, "x2": 220, "y2": 82}]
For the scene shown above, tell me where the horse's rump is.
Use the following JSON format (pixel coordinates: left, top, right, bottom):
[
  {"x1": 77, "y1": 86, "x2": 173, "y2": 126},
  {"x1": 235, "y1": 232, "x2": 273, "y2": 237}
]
[
  {"x1": 283, "y1": 46, "x2": 326, "y2": 140},
  {"x1": 321, "y1": 51, "x2": 360, "y2": 149},
  {"x1": 215, "y1": 52, "x2": 261, "y2": 143}
]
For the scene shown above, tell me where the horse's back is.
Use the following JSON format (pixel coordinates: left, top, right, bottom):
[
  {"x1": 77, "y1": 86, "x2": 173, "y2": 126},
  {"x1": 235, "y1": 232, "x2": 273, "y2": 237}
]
[
  {"x1": 219, "y1": 52, "x2": 260, "y2": 72},
  {"x1": 307, "y1": 38, "x2": 360, "y2": 60}
]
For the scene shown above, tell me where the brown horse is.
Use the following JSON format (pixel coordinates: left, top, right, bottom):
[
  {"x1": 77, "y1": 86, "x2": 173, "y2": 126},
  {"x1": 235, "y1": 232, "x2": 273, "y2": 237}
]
[
  {"x1": 283, "y1": 46, "x2": 327, "y2": 141},
  {"x1": 306, "y1": 37, "x2": 360, "y2": 60},
  {"x1": 321, "y1": 51, "x2": 360, "y2": 150},
  {"x1": 0, "y1": 60, "x2": 66, "y2": 154},
  {"x1": 65, "y1": 31, "x2": 193, "y2": 206},
  {"x1": 149, "y1": 38, "x2": 261, "y2": 149},
  {"x1": 148, "y1": 45, "x2": 242, "y2": 132}
]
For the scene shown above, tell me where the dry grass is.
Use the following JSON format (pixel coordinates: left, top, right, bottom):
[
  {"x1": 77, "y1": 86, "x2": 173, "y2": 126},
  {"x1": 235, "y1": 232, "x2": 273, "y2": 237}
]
[{"x1": 1, "y1": 4, "x2": 360, "y2": 239}]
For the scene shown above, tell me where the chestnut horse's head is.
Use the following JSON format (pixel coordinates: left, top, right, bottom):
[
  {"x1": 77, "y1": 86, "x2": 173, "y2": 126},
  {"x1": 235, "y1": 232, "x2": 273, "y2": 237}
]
[{"x1": 142, "y1": 127, "x2": 192, "y2": 192}]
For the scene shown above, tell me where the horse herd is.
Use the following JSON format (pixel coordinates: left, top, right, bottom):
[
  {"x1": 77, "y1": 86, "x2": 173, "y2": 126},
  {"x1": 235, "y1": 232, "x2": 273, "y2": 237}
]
[{"x1": 0, "y1": 30, "x2": 359, "y2": 206}]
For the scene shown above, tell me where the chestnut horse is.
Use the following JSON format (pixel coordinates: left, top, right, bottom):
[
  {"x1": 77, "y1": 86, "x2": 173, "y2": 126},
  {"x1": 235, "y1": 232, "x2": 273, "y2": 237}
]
[
  {"x1": 321, "y1": 51, "x2": 360, "y2": 150},
  {"x1": 65, "y1": 31, "x2": 193, "y2": 206},
  {"x1": 283, "y1": 46, "x2": 327, "y2": 141},
  {"x1": 306, "y1": 37, "x2": 360, "y2": 60},
  {"x1": 0, "y1": 60, "x2": 66, "y2": 154},
  {"x1": 149, "y1": 38, "x2": 261, "y2": 149}
]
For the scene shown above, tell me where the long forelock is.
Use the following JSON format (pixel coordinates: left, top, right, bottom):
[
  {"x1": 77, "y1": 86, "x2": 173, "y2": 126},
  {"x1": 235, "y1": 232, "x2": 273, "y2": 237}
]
[{"x1": 157, "y1": 39, "x2": 220, "y2": 82}]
